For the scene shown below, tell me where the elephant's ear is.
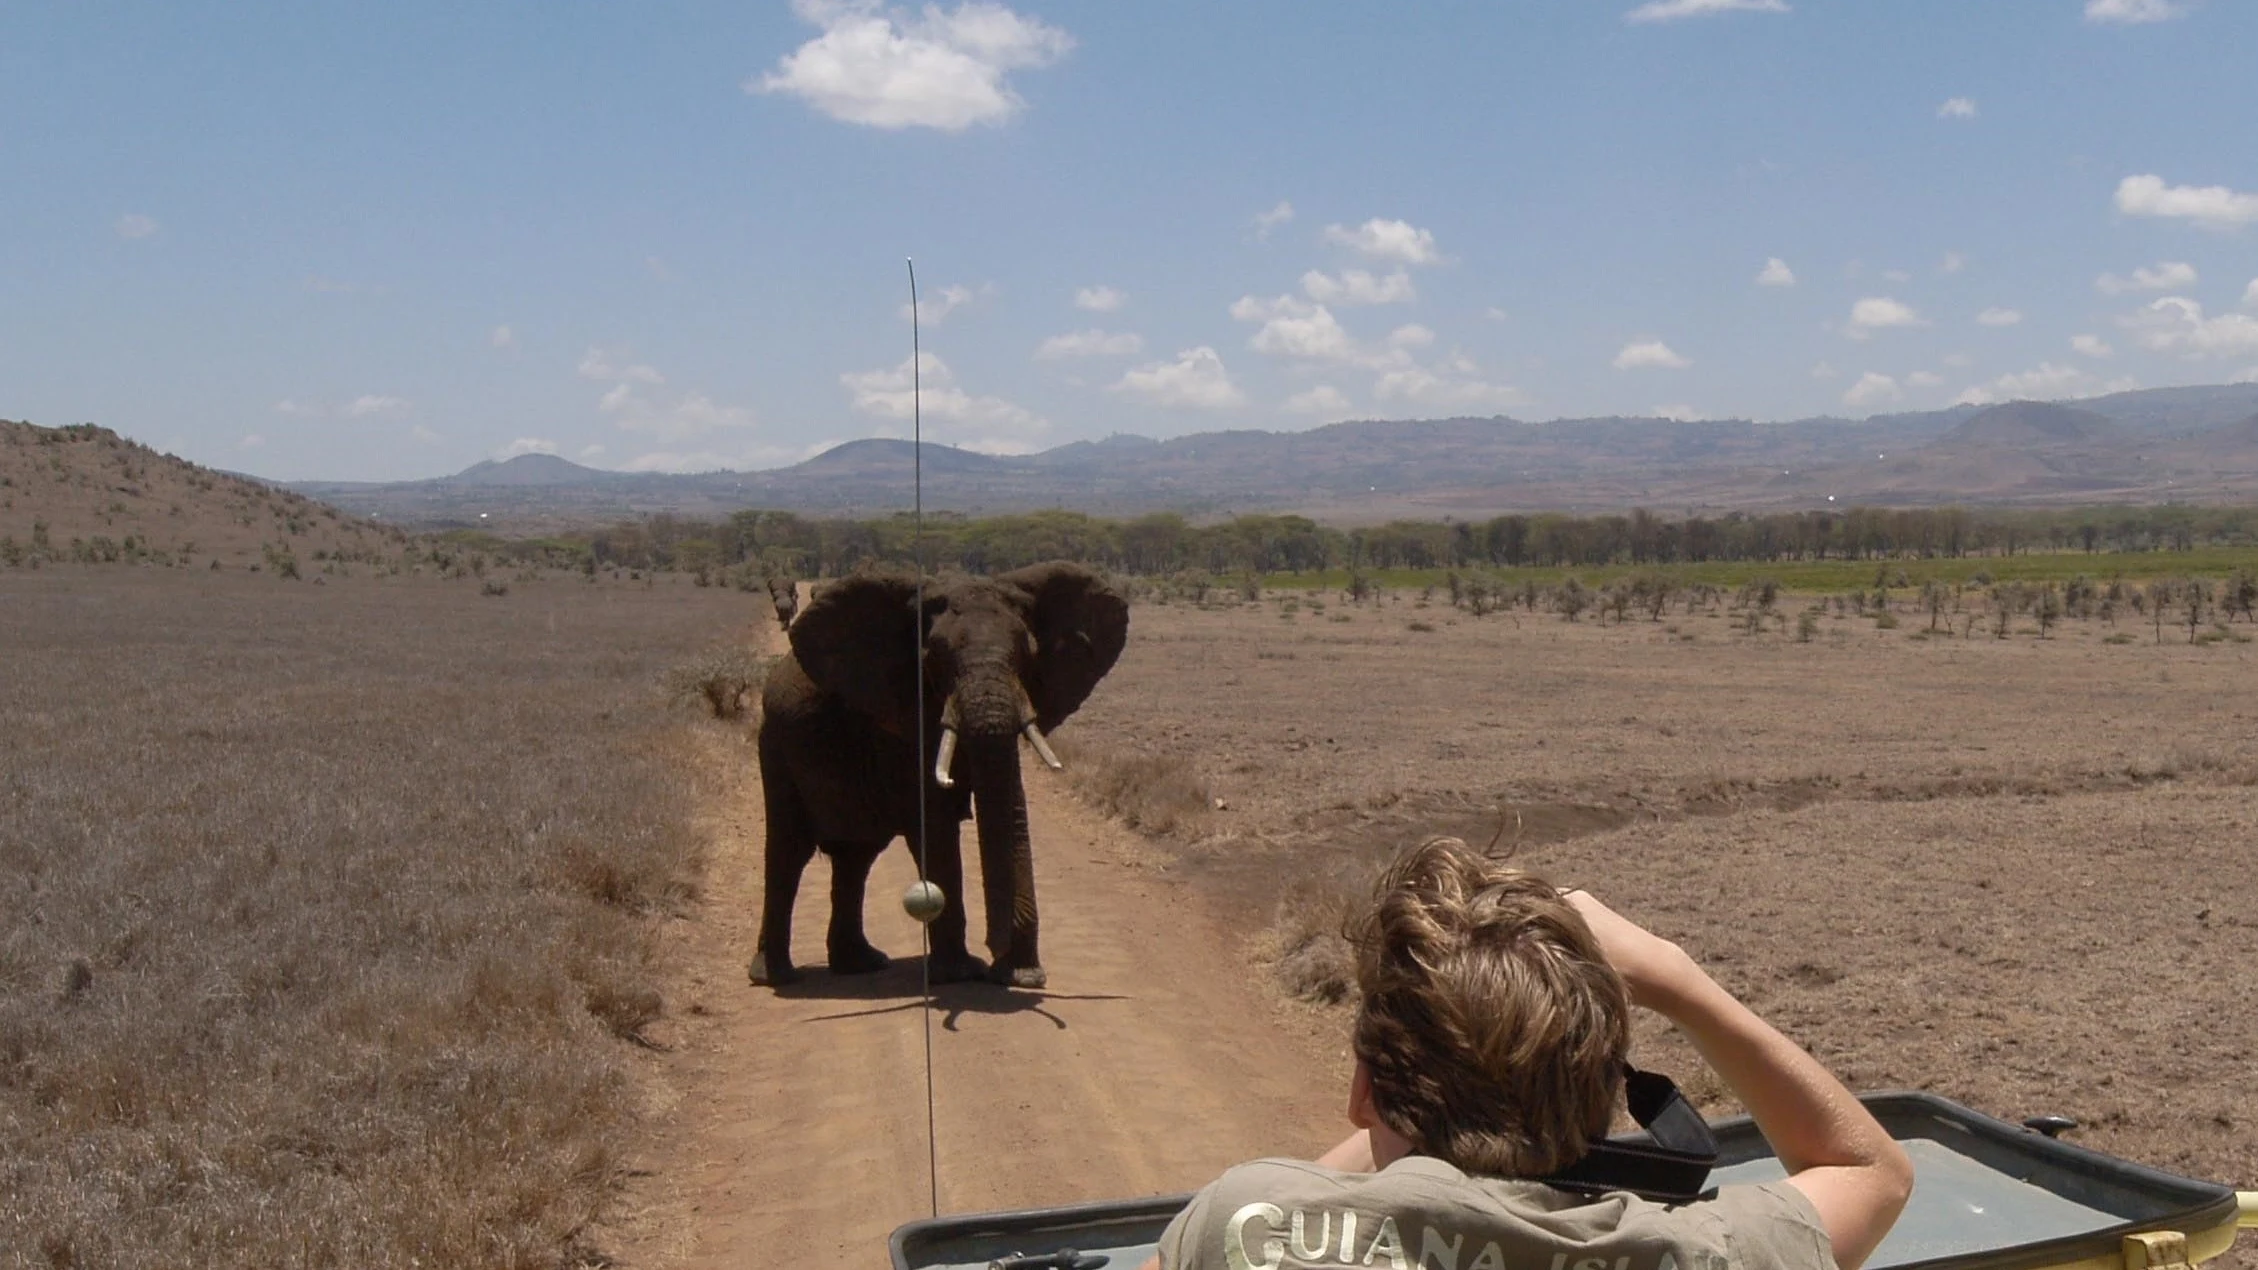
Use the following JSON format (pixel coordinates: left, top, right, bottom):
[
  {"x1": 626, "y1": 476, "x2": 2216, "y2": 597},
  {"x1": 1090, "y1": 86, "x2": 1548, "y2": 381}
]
[
  {"x1": 789, "y1": 569, "x2": 923, "y2": 733},
  {"x1": 998, "y1": 562, "x2": 1129, "y2": 733}
]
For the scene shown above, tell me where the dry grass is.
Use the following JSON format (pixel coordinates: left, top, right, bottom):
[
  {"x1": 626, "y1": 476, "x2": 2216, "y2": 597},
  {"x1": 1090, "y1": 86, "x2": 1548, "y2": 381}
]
[
  {"x1": 0, "y1": 568, "x2": 756, "y2": 1268},
  {"x1": 1065, "y1": 598, "x2": 2258, "y2": 1229},
  {"x1": 1049, "y1": 735, "x2": 1215, "y2": 838}
]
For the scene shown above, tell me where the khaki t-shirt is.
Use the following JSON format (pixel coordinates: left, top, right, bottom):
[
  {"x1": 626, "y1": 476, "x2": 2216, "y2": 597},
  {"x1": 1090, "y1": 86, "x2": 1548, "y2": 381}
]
[{"x1": 1156, "y1": 1156, "x2": 1837, "y2": 1270}]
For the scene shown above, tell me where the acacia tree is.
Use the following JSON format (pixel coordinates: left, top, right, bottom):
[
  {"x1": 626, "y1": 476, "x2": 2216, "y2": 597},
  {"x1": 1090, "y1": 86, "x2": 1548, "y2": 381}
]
[
  {"x1": 2225, "y1": 569, "x2": 2258, "y2": 623},
  {"x1": 1922, "y1": 579, "x2": 1950, "y2": 632},
  {"x1": 2035, "y1": 583, "x2": 2062, "y2": 639},
  {"x1": 2147, "y1": 578, "x2": 2174, "y2": 645},
  {"x1": 2184, "y1": 578, "x2": 2211, "y2": 644}
]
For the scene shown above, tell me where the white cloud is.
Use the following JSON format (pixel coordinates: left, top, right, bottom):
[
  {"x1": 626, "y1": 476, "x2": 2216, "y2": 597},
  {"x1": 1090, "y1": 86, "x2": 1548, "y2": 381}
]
[
  {"x1": 1846, "y1": 296, "x2": 1925, "y2": 338},
  {"x1": 410, "y1": 425, "x2": 442, "y2": 445},
  {"x1": 579, "y1": 445, "x2": 607, "y2": 462},
  {"x1": 1072, "y1": 284, "x2": 1124, "y2": 312},
  {"x1": 1625, "y1": 0, "x2": 1789, "y2": 22},
  {"x1": 1937, "y1": 97, "x2": 1977, "y2": 120},
  {"x1": 1249, "y1": 302, "x2": 1363, "y2": 364},
  {"x1": 1953, "y1": 362, "x2": 2138, "y2": 406},
  {"x1": 1842, "y1": 372, "x2": 1902, "y2": 409},
  {"x1": 346, "y1": 395, "x2": 409, "y2": 417},
  {"x1": 1282, "y1": 384, "x2": 1353, "y2": 417},
  {"x1": 2121, "y1": 297, "x2": 2258, "y2": 360},
  {"x1": 1651, "y1": 404, "x2": 1708, "y2": 422},
  {"x1": 1111, "y1": 347, "x2": 1244, "y2": 410},
  {"x1": 1755, "y1": 257, "x2": 1796, "y2": 287},
  {"x1": 1322, "y1": 218, "x2": 1443, "y2": 266},
  {"x1": 843, "y1": 351, "x2": 1046, "y2": 447},
  {"x1": 1483, "y1": 306, "x2": 1510, "y2": 322},
  {"x1": 1881, "y1": 268, "x2": 1913, "y2": 284},
  {"x1": 489, "y1": 325, "x2": 516, "y2": 349},
  {"x1": 2234, "y1": 366, "x2": 2258, "y2": 385},
  {"x1": 2115, "y1": 175, "x2": 2258, "y2": 230},
  {"x1": 1907, "y1": 371, "x2": 1944, "y2": 389},
  {"x1": 751, "y1": 0, "x2": 1073, "y2": 132},
  {"x1": 1034, "y1": 329, "x2": 1143, "y2": 360},
  {"x1": 2243, "y1": 279, "x2": 2258, "y2": 309},
  {"x1": 1301, "y1": 268, "x2": 1416, "y2": 305},
  {"x1": 578, "y1": 347, "x2": 665, "y2": 384},
  {"x1": 1941, "y1": 252, "x2": 1968, "y2": 275},
  {"x1": 2096, "y1": 261, "x2": 2198, "y2": 295},
  {"x1": 1613, "y1": 340, "x2": 1692, "y2": 370},
  {"x1": 499, "y1": 437, "x2": 559, "y2": 458},
  {"x1": 238, "y1": 434, "x2": 265, "y2": 450},
  {"x1": 114, "y1": 213, "x2": 159, "y2": 240},
  {"x1": 1809, "y1": 361, "x2": 1839, "y2": 380},
  {"x1": 2072, "y1": 334, "x2": 2114, "y2": 359},
  {"x1": 581, "y1": 349, "x2": 759, "y2": 442},
  {"x1": 902, "y1": 282, "x2": 985, "y2": 325},
  {"x1": 1252, "y1": 201, "x2": 1295, "y2": 240},
  {"x1": 2085, "y1": 0, "x2": 2188, "y2": 23},
  {"x1": 272, "y1": 399, "x2": 318, "y2": 417},
  {"x1": 1229, "y1": 295, "x2": 1421, "y2": 369},
  {"x1": 1976, "y1": 308, "x2": 2024, "y2": 327},
  {"x1": 1372, "y1": 365, "x2": 1522, "y2": 412},
  {"x1": 1386, "y1": 324, "x2": 1436, "y2": 349}
]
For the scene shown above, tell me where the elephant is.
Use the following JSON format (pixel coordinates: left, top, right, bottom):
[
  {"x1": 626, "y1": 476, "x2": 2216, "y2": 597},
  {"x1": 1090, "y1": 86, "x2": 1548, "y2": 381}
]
[
  {"x1": 765, "y1": 573, "x2": 800, "y2": 628},
  {"x1": 748, "y1": 561, "x2": 1129, "y2": 990}
]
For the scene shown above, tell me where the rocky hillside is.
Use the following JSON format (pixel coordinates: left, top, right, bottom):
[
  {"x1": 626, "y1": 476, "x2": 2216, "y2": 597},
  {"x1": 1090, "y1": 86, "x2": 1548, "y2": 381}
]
[{"x1": 1, "y1": 420, "x2": 407, "y2": 568}]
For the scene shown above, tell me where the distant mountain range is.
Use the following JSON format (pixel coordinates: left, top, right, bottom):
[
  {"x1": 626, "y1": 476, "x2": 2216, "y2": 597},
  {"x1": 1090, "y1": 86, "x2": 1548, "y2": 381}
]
[{"x1": 289, "y1": 382, "x2": 2258, "y2": 528}]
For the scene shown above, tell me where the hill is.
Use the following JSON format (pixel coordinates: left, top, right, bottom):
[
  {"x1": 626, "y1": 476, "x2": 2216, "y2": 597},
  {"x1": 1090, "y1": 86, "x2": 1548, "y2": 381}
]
[
  {"x1": 274, "y1": 378, "x2": 2258, "y2": 525},
  {"x1": 1, "y1": 420, "x2": 407, "y2": 568}
]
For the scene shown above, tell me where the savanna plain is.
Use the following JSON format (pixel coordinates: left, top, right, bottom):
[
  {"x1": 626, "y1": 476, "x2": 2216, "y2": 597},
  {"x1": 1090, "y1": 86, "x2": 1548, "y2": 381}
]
[
  {"x1": 1073, "y1": 583, "x2": 2258, "y2": 1228},
  {"x1": 7, "y1": 563, "x2": 2257, "y2": 1270}
]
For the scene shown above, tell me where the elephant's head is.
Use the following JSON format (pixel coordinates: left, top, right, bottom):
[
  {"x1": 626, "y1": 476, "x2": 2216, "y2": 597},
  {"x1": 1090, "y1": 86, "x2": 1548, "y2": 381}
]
[{"x1": 787, "y1": 561, "x2": 1128, "y2": 983}]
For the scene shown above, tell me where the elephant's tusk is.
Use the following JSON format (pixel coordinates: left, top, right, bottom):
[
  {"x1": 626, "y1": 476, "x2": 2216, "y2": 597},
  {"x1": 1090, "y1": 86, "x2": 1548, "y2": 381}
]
[
  {"x1": 1023, "y1": 723, "x2": 1063, "y2": 771},
  {"x1": 933, "y1": 727, "x2": 959, "y2": 788}
]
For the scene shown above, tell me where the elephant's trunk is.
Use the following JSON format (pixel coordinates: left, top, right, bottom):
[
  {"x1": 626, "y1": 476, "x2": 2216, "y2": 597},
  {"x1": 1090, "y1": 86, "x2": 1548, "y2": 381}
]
[{"x1": 966, "y1": 736, "x2": 1038, "y2": 977}]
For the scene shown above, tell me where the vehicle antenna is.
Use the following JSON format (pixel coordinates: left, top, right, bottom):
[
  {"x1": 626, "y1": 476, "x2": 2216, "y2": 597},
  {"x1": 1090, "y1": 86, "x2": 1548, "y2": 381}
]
[{"x1": 907, "y1": 257, "x2": 942, "y2": 1220}]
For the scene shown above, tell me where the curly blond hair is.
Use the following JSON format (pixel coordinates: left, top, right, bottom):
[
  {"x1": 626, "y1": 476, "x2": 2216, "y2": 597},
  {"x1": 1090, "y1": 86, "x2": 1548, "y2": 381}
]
[{"x1": 1349, "y1": 837, "x2": 1629, "y2": 1176}]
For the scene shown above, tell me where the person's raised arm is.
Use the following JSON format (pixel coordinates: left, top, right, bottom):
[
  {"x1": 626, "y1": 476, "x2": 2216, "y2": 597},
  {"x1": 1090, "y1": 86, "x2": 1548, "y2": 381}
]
[{"x1": 1565, "y1": 891, "x2": 1913, "y2": 1270}]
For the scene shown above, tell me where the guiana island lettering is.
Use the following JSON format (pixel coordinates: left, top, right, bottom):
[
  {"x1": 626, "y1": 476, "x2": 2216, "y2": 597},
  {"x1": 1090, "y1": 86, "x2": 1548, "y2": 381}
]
[{"x1": 1222, "y1": 1202, "x2": 1709, "y2": 1270}]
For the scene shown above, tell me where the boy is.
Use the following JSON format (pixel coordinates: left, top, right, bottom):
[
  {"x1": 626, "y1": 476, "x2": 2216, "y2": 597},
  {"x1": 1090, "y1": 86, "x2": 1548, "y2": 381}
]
[{"x1": 1147, "y1": 837, "x2": 1910, "y2": 1270}]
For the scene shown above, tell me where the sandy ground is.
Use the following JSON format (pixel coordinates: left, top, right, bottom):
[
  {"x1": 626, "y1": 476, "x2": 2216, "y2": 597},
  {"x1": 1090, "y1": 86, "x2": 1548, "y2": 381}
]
[{"x1": 606, "y1": 612, "x2": 1347, "y2": 1270}]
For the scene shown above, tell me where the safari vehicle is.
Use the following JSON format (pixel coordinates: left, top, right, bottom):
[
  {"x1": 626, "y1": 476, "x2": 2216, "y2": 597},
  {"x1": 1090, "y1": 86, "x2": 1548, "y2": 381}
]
[{"x1": 888, "y1": 1093, "x2": 2258, "y2": 1270}]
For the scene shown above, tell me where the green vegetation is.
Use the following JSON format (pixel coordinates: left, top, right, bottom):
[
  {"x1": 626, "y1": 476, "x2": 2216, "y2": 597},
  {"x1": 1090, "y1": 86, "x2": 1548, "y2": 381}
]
[{"x1": 524, "y1": 505, "x2": 2258, "y2": 593}]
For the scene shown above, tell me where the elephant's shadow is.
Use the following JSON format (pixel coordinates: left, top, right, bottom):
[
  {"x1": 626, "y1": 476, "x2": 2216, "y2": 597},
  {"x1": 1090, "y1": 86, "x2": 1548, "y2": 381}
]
[{"x1": 776, "y1": 956, "x2": 1127, "y2": 1032}]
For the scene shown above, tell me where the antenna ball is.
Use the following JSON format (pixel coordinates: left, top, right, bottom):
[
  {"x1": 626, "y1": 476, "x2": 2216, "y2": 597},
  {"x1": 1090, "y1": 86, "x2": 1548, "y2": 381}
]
[{"x1": 902, "y1": 880, "x2": 947, "y2": 924}]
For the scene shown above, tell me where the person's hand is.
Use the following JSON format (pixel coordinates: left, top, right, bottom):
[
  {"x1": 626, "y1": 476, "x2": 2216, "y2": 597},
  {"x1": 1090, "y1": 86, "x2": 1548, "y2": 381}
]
[{"x1": 1561, "y1": 889, "x2": 1703, "y2": 1014}]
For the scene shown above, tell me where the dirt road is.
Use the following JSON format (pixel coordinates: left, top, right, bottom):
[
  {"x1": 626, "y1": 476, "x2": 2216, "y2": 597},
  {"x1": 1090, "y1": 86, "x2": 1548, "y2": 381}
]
[{"x1": 614, "y1": 637, "x2": 1345, "y2": 1267}]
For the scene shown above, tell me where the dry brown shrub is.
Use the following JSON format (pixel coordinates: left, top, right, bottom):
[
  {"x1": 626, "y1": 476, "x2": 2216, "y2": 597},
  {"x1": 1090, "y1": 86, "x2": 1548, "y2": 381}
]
[
  {"x1": 667, "y1": 643, "x2": 769, "y2": 719},
  {"x1": 1049, "y1": 735, "x2": 1214, "y2": 837},
  {"x1": 0, "y1": 569, "x2": 741, "y2": 1268}
]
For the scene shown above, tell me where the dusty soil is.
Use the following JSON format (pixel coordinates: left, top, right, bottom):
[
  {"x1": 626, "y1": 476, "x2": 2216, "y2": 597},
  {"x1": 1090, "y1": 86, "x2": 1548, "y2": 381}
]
[
  {"x1": 1078, "y1": 597, "x2": 2258, "y2": 1223},
  {"x1": 624, "y1": 590, "x2": 2258, "y2": 1268}
]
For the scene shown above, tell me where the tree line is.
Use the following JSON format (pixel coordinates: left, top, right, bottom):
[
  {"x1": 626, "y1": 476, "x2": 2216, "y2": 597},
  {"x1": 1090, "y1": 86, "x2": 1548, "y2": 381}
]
[{"x1": 439, "y1": 503, "x2": 2258, "y2": 579}]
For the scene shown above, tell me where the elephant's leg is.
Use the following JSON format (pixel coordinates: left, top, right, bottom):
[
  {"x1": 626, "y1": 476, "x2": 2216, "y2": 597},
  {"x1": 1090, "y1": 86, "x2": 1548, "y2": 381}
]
[
  {"x1": 916, "y1": 815, "x2": 987, "y2": 984},
  {"x1": 822, "y1": 841, "x2": 889, "y2": 975},
  {"x1": 751, "y1": 748, "x2": 817, "y2": 987}
]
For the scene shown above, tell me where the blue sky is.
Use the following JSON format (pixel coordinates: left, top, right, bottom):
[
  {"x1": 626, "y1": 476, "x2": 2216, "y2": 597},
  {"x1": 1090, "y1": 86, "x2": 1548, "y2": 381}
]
[{"x1": 4, "y1": 0, "x2": 2256, "y2": 481}]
